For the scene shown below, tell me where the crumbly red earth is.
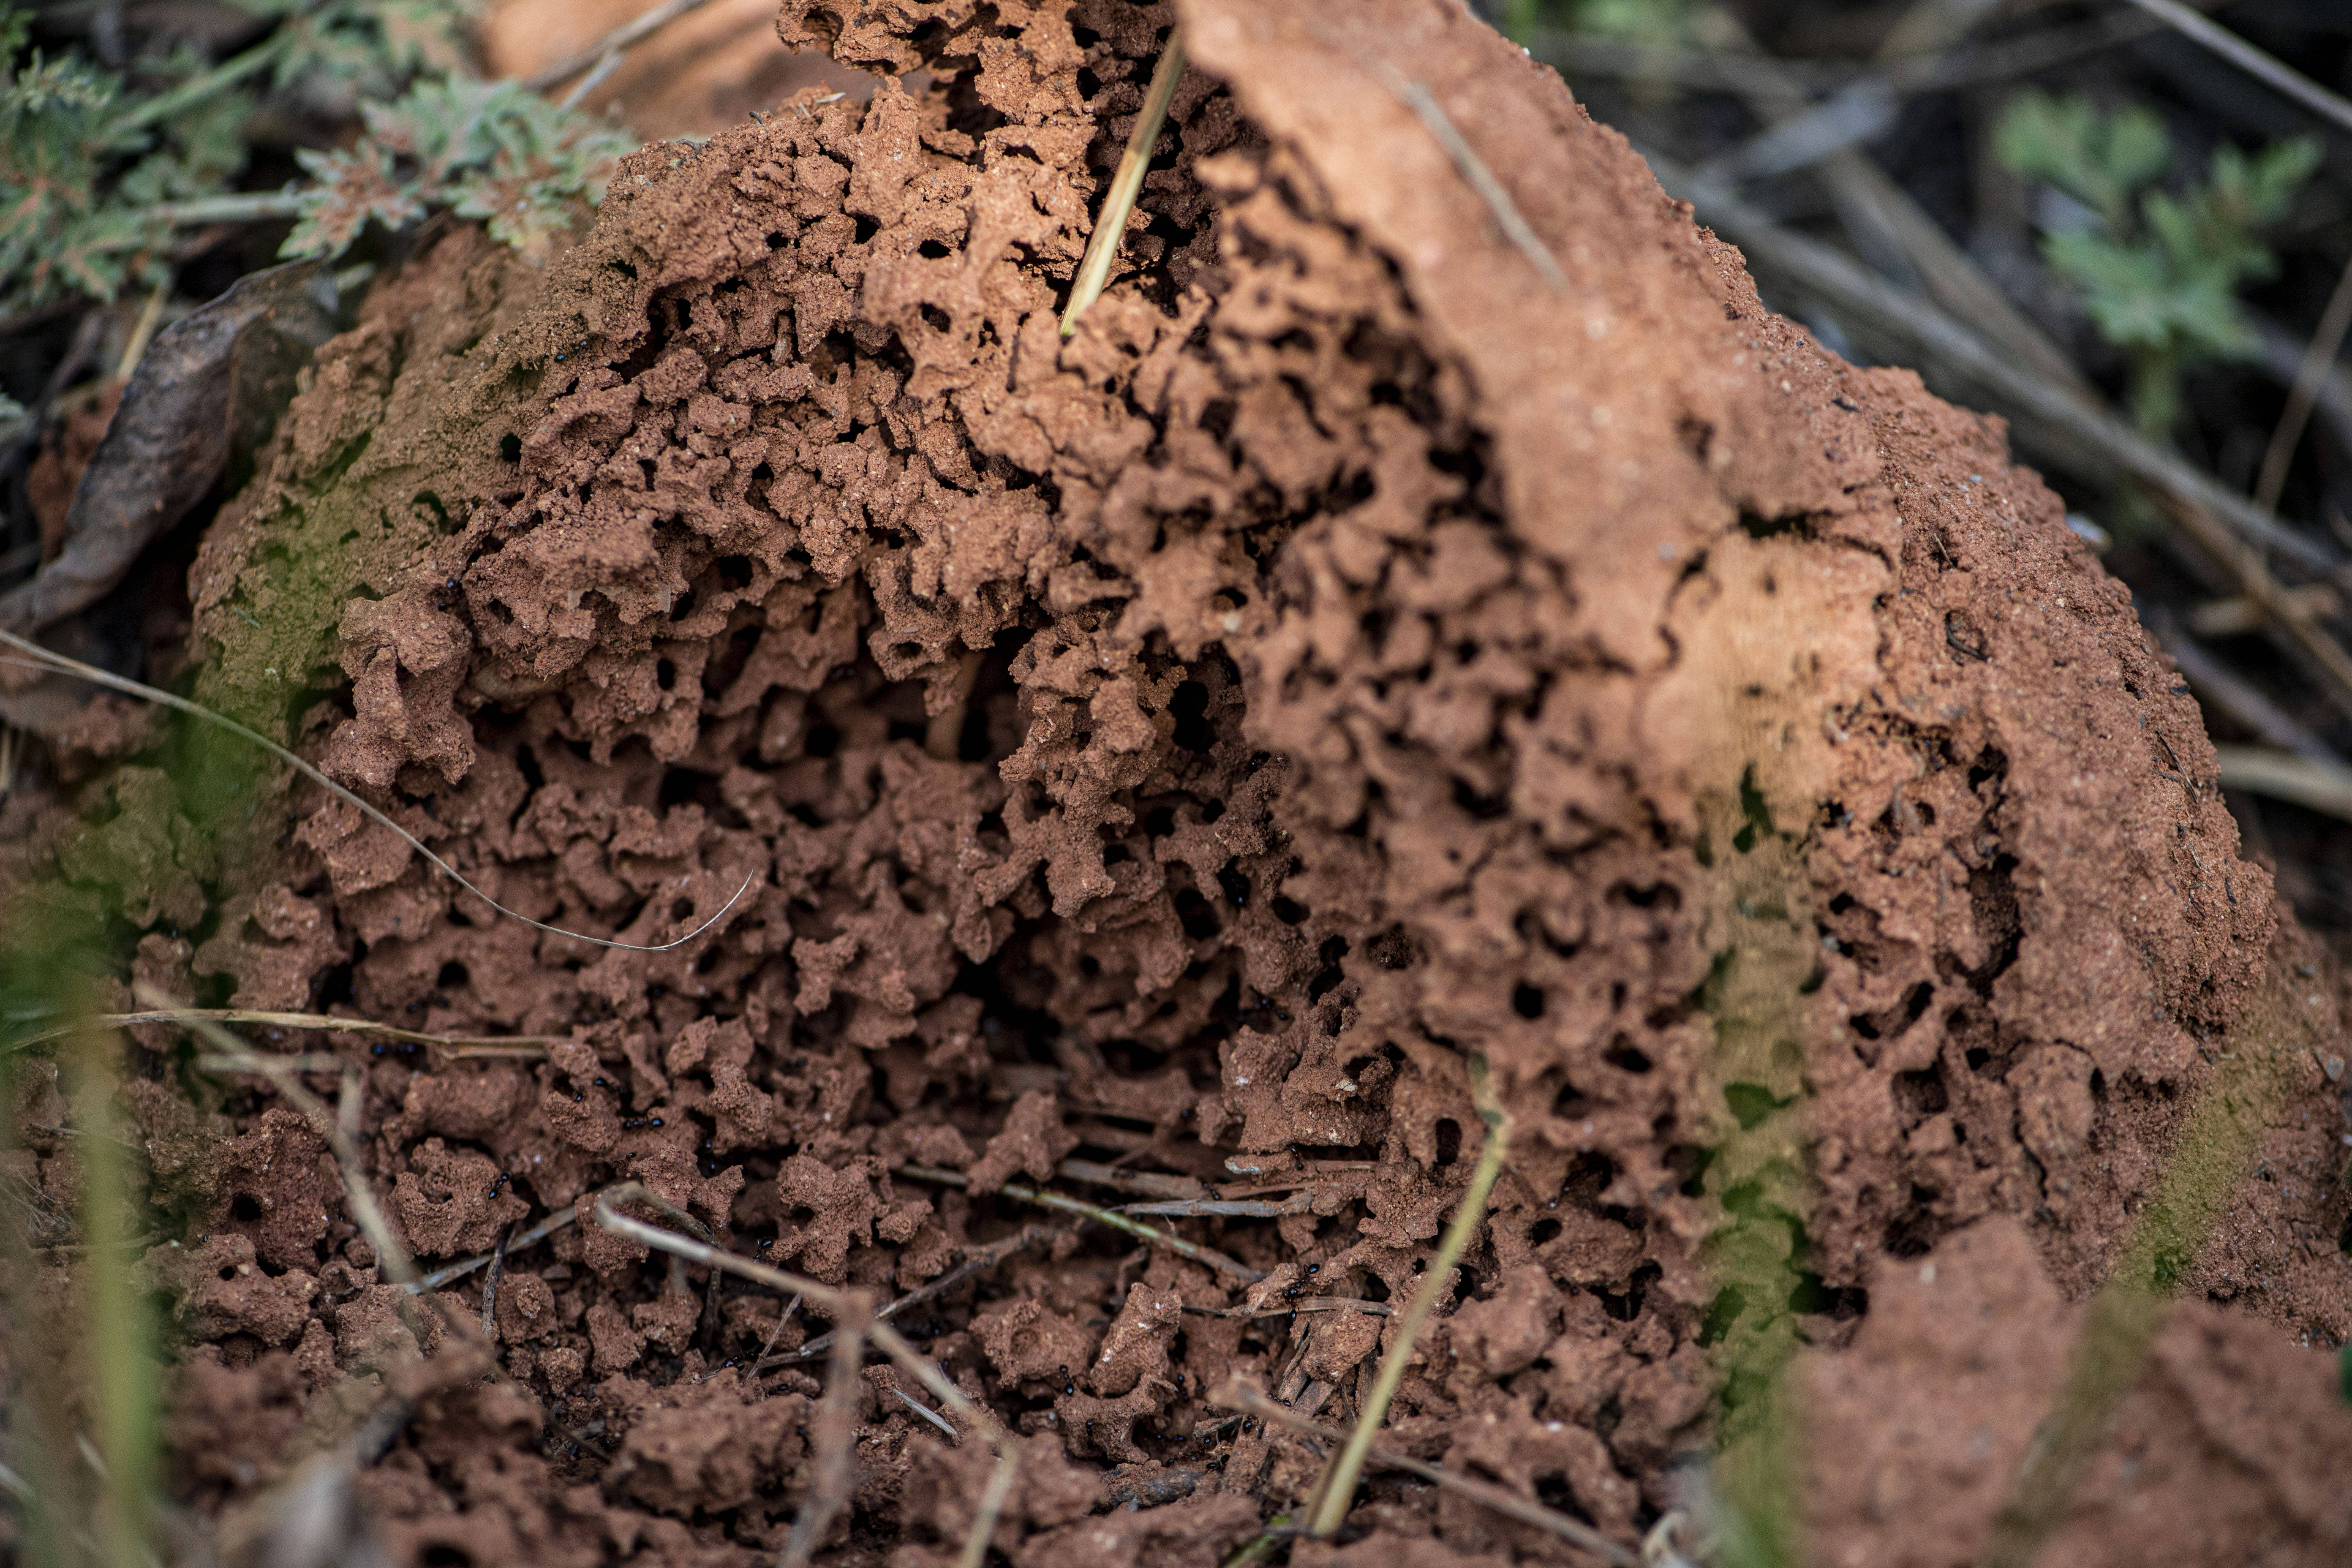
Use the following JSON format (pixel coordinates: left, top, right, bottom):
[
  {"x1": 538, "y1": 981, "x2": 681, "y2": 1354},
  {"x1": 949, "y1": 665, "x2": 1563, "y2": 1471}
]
[{"x1": 6, "y1": 1, "x2": 2349, "y2": 1564}]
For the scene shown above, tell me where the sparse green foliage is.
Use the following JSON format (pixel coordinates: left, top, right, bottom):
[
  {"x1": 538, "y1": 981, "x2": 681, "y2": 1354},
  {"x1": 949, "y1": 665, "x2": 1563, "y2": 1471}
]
[
  {"x1": 286, "y1": 77, "x2": 633, "y2": 264},
  {"x1": 0, "y1": 0, "x2": 626, "y2": 320},
  {"x1": 0, "y1": 8, "x2": 244, "y2": 318},
  {"x1": 1996, "y1": 90, "x2": 2319, "y2": 436}
]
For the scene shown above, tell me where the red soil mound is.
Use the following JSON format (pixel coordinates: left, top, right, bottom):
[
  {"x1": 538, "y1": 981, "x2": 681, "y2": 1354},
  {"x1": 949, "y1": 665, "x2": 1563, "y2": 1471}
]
[{"x1": 33, "y1": 0, "x2": 2351, "y2": 1563}]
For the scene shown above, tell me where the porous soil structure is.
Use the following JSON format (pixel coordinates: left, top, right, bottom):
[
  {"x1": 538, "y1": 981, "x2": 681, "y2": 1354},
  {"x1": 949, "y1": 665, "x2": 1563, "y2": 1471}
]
[{"x1": 22, "y1": 0, "x2": 2352, "y2": 1564}]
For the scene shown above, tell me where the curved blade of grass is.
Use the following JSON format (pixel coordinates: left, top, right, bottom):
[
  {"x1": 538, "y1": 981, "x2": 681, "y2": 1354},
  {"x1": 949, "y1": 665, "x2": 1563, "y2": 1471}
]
[
  {"x1": 8, "y1": 1007, "x2": 561, "y2": 1057},
  {"x1": 895, "y1": 1162, "x2": 1263, "y2": 1282},
  {"x1": 1224, "y1": 1383, "x2": 1638, "y2": 1568},
  {"x1": 1305, "y1": 1056, "x2": 1511, "y2": 1538},
  {"x1": 1059, "y1": 30, "x2": 1186, "y2": 337},
  {"x1": 0, "y1": 632, "x2": 754, "y2": 953}
]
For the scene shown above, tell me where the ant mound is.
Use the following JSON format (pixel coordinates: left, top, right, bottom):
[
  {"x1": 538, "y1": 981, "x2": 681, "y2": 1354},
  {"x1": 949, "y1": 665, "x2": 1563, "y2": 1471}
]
[{"x1": 149, "y1": 0, "x2": 2352, "y2": 1562}]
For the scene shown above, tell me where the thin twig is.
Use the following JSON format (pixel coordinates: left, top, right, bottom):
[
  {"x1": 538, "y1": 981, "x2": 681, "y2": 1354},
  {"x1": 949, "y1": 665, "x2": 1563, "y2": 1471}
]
[
  {"x1": 896, "y1": 1165, "x2": 1263, "y2": 1282},
  {"x1": 142, "y1": 986, "x2": 418, "y2": 1289},
  {"x1": 410, "y1": 1205, "x2": 578, "y2": 1293},
  {"x1": 1362, "y1": 56, "x2": 1568, "y2": 294},
  {"x1": 1222, "y1": 1384, "x2": 1638, "y2": 1567},
  {"x1": 1061, "y1": 30, "x2": 1187, "y2": 336},
  {"x1": 762, "y1": 1225, "x2": 1050, "y2": 1368},
  {"x1": 558, "y1": 51, "x2": 627, "y2": 114},
  {"x1": 1182, "y1": 1296, "x2": 1391, "y2": 1321},
  {"x1": 892, "y1": 1387, "x2": 960, "y2": 1442},
  {"x1": 2120, "y1": 0, "x2": 2352, "y2": 140},
  {"x1": 525, "y1": 0, "x2": 724, "y2": 93},
  {"x1": 2148, "y1": 612, "x2": 2343, "y2": 765},
  {"x1": 1054, "y1": 1158, "x2": 1205, "y2": 1200},
  {"x1": 0, "y1": 632, "x2": 756, "y2": 953},
  {"x1": 1307, "y1": 1058, "x2": 1510, "y2": 1539},
  {"x1": 1123, "y1": 1193, "x2": 1312, "y2": 1218},
  {"x1": 1650, "y1": 158, "x2": 2345, "y2": 583},
  {"x1": 113, "y1": 284, "x2": 170, "y2": 384},
  {"x1": 755, "y1": 1293, "x2": 805, "y2": 1366},
  {"x1": 781, "y1": 1302, "x2": 865, "y2": 1568},
  {"x1": 482, "y1": 1225, "x2": 511, "y2": 1340},
  {"x1": 2255, "y1": 250, "x2": 2352, "y2": 517},
  {"x1": 9, "y1": 1008, "x2": 561, "y2": 1056},
  {"x1": 590, "y1": 1183, "x2": 1020, "y2": 1568}
]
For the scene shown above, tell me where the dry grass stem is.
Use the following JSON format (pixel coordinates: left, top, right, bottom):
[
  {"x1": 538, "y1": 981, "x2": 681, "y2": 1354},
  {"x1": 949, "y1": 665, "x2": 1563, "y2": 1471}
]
[
  {"x1": 413, "y1": 1204, "x2": 579, "y2": 1292},
  {"x1": 1361, "y1": 57, "x2": 1568, "y2": 293},
  {"x1": 1122, "y1": 1193, "x2": 1312, "y2": 1218},
  {"x1": 2213, "y1": 745, "x2": 2352, "y2": 824},
  {"x1": 1223, "y1": 1384, "x2": 1638, "y2": 1567},
  {"x1": 142, "y1": 985, "x2": 420, "y2": 1289},
  {"x1": 525, "y1": 0, "x2": 724, "y2": 93},
  {"x1": 897, "y1": 1164, "x2": 1263, "y2": 1281},
  {"x1": 762, "y1": 1225, "x2": 1049, "y2": 1369},
  {"x1": 1059, "y1": 29, "x2": 1186, "y2": 336},
  {"x1": 892, "y1": 1386, "x2": 958, "y2": 1441},
  {"x1": 2120, "y1": 0, "x2": 2352, "y2": 138},
  {"x1": 1306, "y1": 1057, "x2": 1510, "y2": 1539},
  {"x1": 2256, "y1": 249, "x2": 2352, "y2": 515},
  {"x1": 0, "y1": 629, "x2": 755, "y2": 953},
  {"x1": 1053, "y1": 1159, "x2": 1205, "y2": 1200},
  {"x1": 11, "y1": 1007, "x2": 561, "y2": 1057},
  {"x1": 780, "y1": 1301, "x2": 866, "y2": 1568},
  {"x1": 1182, "y1": 1297, "x2": 1391, "y2": 1321},
  {"x1": 591, "y1": 1183, "x2": 1019, "y2": 1568}
]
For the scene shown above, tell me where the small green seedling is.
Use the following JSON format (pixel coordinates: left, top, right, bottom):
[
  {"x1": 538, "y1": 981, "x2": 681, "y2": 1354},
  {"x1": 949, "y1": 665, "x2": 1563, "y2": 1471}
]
[
  {"x1": 286, "y1": 76, "x2": 632, "y2": 264},
  {"x1": 1995, "y1": 90, "x2": 2318, "y2": 437}
]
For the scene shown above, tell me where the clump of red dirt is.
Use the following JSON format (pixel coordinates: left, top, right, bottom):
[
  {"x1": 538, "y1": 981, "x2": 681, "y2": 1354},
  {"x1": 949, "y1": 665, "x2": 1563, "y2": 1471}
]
[{"x1": 15, "y1": 0, "x2": 2352, "y2": 1563}]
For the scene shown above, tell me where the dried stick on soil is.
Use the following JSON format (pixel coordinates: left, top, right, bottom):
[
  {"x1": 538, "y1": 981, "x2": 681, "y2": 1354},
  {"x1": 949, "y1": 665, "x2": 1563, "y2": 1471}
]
[
  {"x1": 1183, "y1": 1297, "x2": 1391, "y2": 1321},
  {"x1": 1305, "y1": 1057, "x2": 1511, "y2": 1539},
  {"x1": 0, "y1": 631, "x2": 755, "y2": 953},
  {"x1": 142, "y1": 985, "x2": 419, "y2": 1289},
  {"x1": 761, "y1": 1224, "x2": 1051, "y2": 1368},
  {"x1": 411, "y1": 1204, "x2": 579, "y2": 1292},
  {"x1": 1360, "y1": 57, "x2": 1568, "y2": 294},
  {"x1": 524, "y1": 0, "x2": 723, "y2": 93},
  {"x1": 897, "y1": 1164, "x2": 1264, "y2": 1282},
  {"x1": 893, "y1": 1386, "x2": 959, "y2": 1441},
  {"x1": 1221, "y1": 1384, "x2": 1639, "y2": 1568},
  {"x1": 8, "y1": 1007, "x2": 561, "y2": 1056},
  {"x1": 1060, "y1": 29, "x2": 1187, "y2": 336},
  {"x1": 1053, "y1": 1159, "x2": 1205, "y2": 1200},
  {"x1": 2255, "y1": 250, "x2": 2352, "y2": 517},
  {"x1": 1123, "y1": 1193, "x2": 1312, "y2": 1218},
  {"x1": 591, "y1": 1184, "x2": 1018, "y2": 1568},
  {"x1": 781, "y1": 1303, "x2": 867, "y2": 1568},
  {"x1": 756, "y1": 1293, "x2": 804, "y2": 1365},
  {"x1": 481, "y1": 1225, "x2": 511, "y2": 1340}
]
